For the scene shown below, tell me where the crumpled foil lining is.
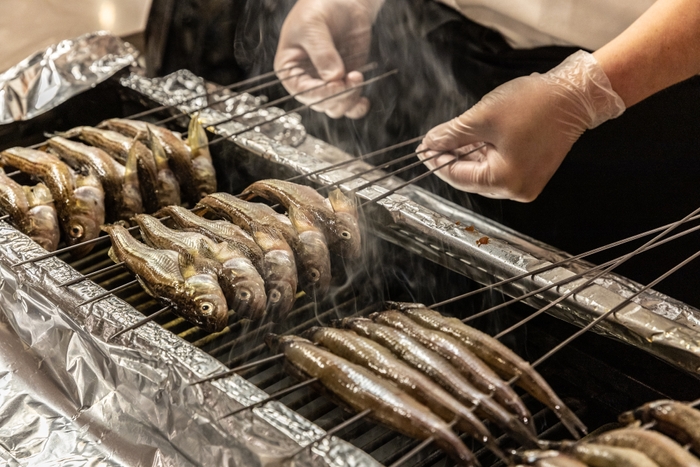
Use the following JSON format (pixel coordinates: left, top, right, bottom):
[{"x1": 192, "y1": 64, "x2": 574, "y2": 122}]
[
  {"x1": 122, "y1": 70, "x2": 700, "y2": 376},
  {"x1": 0, "y1": 31, "x2": 137, "y2": 124},
  {"x1": 0, "y1": 221, "x2": 380, "y2": 467}
]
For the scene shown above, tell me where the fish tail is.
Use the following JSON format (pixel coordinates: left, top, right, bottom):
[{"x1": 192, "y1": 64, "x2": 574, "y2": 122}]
[{"x1": 555, "y1": 402, "x2": 587, "y2": 439}]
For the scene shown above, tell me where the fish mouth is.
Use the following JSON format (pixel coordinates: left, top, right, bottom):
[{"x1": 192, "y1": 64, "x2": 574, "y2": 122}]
[
  {"x1": 297, "y1": 231, "x2": 331, "y2": 295},
  {"x1": 333, "y1": 213, "x2": 362, "y2": 259}
]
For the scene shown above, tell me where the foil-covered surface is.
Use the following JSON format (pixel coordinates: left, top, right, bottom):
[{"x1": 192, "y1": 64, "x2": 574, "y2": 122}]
[
  {"x1": 121, "y1": 69, "x2": 700, "y2": 375},
  {"x1": 0, "y1": 221, "x2": 380, "y2": 467},
  {"x1": 0, "y1": 31, "x2": 137, "y2": 124}
]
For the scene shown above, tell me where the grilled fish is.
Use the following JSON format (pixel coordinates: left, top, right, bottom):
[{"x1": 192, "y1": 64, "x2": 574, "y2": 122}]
[
  {"x1": 146, "y1": 127, "x2": 182, "y2": 207},
  {"x1": 244, "y1": 179, "x2": 361, "y2": 260},
  {"x1": 46, "y1": 136, "x2": 144, "y2": 222},
  {"x1": 619, "y1": 400, "x2": 700, "y2": 453},
  {"x1": 198, "y1": 193, "x2": 297, "y2": 317},
  {"x1": 595, "y1": 428, "x2": 700, "y2": 467},
  {"x1": 392, "y1": 302, "x2": 587, "y2": 439},
  {"x1": 0, "y1": 169, "x2": 60, "y2": 251},
  {"x1": 60, "y1": 126, "x2": 178, "y2": 211},
  {"x1": 560, "y1": 441, "x2": 660, "y2": 467},
  {"x1": 0, "y1": 147, "x2": 104, "y2": 256},
  {"x1": 302, "y1": 326, "x2": 504, "y2": 459},
  {"x1": 155, "y1": 205, "x2": 264, "y2": 271},
  {"x1": 103, "y1": 224, "x2": 228, "y2": 332},
  {"x1": 187, "y1": 113, "x2": 217, "y2": 197},
  {"x1": 371, "y1": 309, "x2": 532, "y2": 429},
  {"x1": 97, "y1": 118, "x2": 201, "y2": 204},
  {"x1": 134, "y1": 213, "x2": 266, "y2": 319},
  {"x1": 268, "y1": 334, "x2": 479, "y2": 466},
  {"x1": 515, "y1": 451, "x2": 587, "y2": 467},
  {"x1": 339, "y1": 317, "x2": 537, "y2": 446}
]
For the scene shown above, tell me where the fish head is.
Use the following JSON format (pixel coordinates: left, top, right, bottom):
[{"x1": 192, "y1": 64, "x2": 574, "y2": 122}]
[
  {"x1": 66, "y1": 184, "x2": 106, "y2": 256},
  {"x1": 219, "y1": 261, "x2": 267, "y2": 320},
  {"x1": 327, "y1": 188, "x2": 358, "y2": 219},
  {"x1": 264, "y1": 333, "x2": 308, "y2": 353},
  {"x1": 183, "y1": 273, "x2": 229, "y2": 332},
  {"x1": 331, "y1": 211, "x2": 362, "y2": 260},
  {"x1": 299, "y1": 326, "x2": 323, "y2": 341},
  {"x1": 265, "y1": 280, "x2": 296, "y2": 318},
  {"x1": 26, "y1": 205, "x2": 60, "y2": 251},
  {"x1": 297, "y1": 231, "x2": 331, "y2": 295}
]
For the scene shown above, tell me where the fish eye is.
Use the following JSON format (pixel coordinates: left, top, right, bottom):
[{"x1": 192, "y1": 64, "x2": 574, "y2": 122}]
[
  {"x1": 200, "y1": 302, "x2": 214, "y2": 315},
  {"x1": 269, "y1": 290, "x2": 282, "y2": 303},
  {"x1": 341, "y1": 231, "x2": 352, "y2": 239},
  {"x1": 238, "y1": 290, "x2": 251, "y2": 301},
  {"x1": 69, "y1": 225, "x2": 84, "y2": 238},
  {"x1": 308, "y1": 268, "x2": 320, "y2": 281}
]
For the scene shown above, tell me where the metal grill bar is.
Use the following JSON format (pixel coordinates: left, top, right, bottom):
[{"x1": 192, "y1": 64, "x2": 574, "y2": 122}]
[
  {"x1": 109, "y1": 305, "x2": 173, "y2": 340},
  {"x1": 287, "y1": 408, "x2": 373, "y2": 460},
  {"x1": 220, "y1": 377, "x2": 319, "y2": 419}
]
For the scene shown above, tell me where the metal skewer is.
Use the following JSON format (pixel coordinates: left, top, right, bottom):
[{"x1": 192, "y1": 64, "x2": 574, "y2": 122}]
[
  {"x1": 286, "y1": 409, "x2": 373, "y2": 460},
  {"x1": 109, "y1": 305, "x2": 173, "y2": 340},
  {"x1": 190, "y1": 353, "x2": 286, "y2": 386},
  {"x1": 219, "y1": 378, "x2": 319, "y2": 419},
  {"x1": 77, "y1": 279, "x2": 139, "y2": 308},
  {"x1": 60, "y1": 261, "x2": 125, "y2": 287},
  {"x1": 0, "y1": 214, "x2": 9, "y2": 222}
]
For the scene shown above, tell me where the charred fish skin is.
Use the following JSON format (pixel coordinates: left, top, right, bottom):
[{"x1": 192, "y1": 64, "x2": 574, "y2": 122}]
[
  {"x1": 302, "y1": 326, "x2": 504, "y2": 458},
  {"x1": 371, "y1": 309, "x2": 533, "y2": 430},
  {"x1": 269, "y1": 334, "x2": 480, "y2": 467},
  {"x1": 0, "y1": 147, "x2": 105, "y2": 256},
  {"x1": 595, "y1": 428, "x2": 700, "y2": 467},
  {"x1": 155, "y1": 205, "x2": 264, "y2": 273},
  {"x1": 340, "y1": 317, "x2": 537, "y2": 446},
  {"x1": 244, "y1": 179, "x2": 361, "y2": 260},
  {"x1": 97, "y1": 118, "x2": 201, "y2": 205},
  {"x1": 103, "y1": 224, "x2": 229, "y2": 332},
  {"x1": 560, "y1": 441, "x2": 660, "y2": 467},
  {"x1": 391, "y1": 302, "x2": 587, "y2": 439},
  {"x1": 0, "y1": 168, "x2": 30, "y2": 229},
  {"x1": 134, "y1": 213, "x2": 267, "y2": 320},
  {"x1": 619, "y1": 400, "x2": 700, "y2": 453},
  {"x1": 46, "y1": 136, "x2": 144, "y2": 222},
  {"x1": 187, "y1": 113, "x2": 217, "y2": 197},
  {"x1": 23, "y1": 184, "x2": 61, "y2": 251}
]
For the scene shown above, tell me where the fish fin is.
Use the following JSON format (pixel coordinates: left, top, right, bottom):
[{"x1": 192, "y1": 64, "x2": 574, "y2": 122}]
[
  {"x1": 125, "y1": 137, "x2": 140, "y2": 179},
  {"x1": 187, "y1": 112, "x2": 202, "y2": 156},
  {"x1": 107, "y1": 246, "x2": 120, "y2": 265},
  {"x1": 287, "y1": 205, "x2": 315, "y2": 233},
  {"x1": 146, "y1": 126, "x2": 169, "y2": 170},
  {"x1": 177, "y1": 250, "x2": 200, "y2": 279},
  {"x1": 327, "y1": 188, "x2": 357, "y2": 218}
]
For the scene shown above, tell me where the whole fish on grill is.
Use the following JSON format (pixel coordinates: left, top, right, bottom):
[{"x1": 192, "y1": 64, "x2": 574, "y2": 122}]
[
  {"x1": 187, "y1": 113, "x2": 217, "y2": 197},
  {"x1": 198, "y1": 193, "x2": 297, "y2": 317},
  {"x1": 619, "y1": 400, "x2": 700, "y2": 453},
  {"x1": 134, "y1": 213, "x2": 266, "y2": 319},
  {"x1": 370, "y1": 309, "x2": 532, "y2": 428},
  {"x1": 45, "y1": 136, "x2": 144, "y2": 222},
  {"x1": 0, "y1": 147, "x2": 105, "y2": 256},
  {"x1": 97, "y1": 118, "x2": 202, "y2": 204},
  {"x1": 557, "y1": 441, "x2": 660, "y2": 467},
  {"x1": 147, "y1": 127, "x2": 182, "y2": 208},
  {"x1": 103, "y1": 224, "x2": 228, "y2": 332},
  {"x1": 594, "y1": 428, "x2": 700, "y2": 467},
  {"x1": 59, "y1": 126, "x2": 179, "y2": 211},
  {"x1": 0, "y1": 169, "x2": 60, "y2": 251},
  {"x1": 267, "y1": 334, "x2": 479, "y2": 466},
  {"x1": 200, "y1": 191, "x2": 330, "y2": 295},
  {"x1": 243, "y1": 179, "x2": 361, "y2": 260},
  {"x1": 390, "y1": 302, "x2": 587, "y2": 439},
  {"x1": 155, "y1": 205, "x2": 264, "y2": 272},
  {"x1": 302, "y1": 326, "x2": 505, "y2": 459},
  {"x1": 514, "y1": 451, "x2": 587, "y2": 467},
  {"x1": 339, "y1": 317, "x2": 537, "y2": 446}
]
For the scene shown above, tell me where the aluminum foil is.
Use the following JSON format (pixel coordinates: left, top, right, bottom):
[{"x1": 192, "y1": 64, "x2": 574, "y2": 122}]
[
  {"x1": 0, "y1": 31, "x2": 137, "y2": 124},
  {"x1": 121, "y1": 69, "x2": 700, "y2": 376}
]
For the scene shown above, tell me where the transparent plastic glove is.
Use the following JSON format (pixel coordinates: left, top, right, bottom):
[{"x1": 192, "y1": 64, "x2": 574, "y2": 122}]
[
  {"x1": 274, "y1": 0, "x2": 383, "y2": 119},
  {"x1": 418, "y1": 50, "x2": 626, "y2": 202}
]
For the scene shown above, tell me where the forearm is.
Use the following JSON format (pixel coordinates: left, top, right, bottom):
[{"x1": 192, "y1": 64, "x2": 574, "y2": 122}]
[{"x1": 593, "y1": 0, "x2": 700, "y2": 107}]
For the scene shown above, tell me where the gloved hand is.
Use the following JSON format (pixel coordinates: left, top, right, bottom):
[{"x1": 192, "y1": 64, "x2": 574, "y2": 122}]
[
  {"x1": 418, "y1": 50, "x2": 626, "y2": 202},
  {"x1": 274, "y1": 0, "x2": 384, "y2": 119}
]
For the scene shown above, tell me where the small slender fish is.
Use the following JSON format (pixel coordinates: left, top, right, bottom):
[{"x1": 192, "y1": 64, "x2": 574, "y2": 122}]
[
  {"x1": 134, "y1": 213, "x2": 266, "y2": 319},
  {"x1": 198, "y1": 193, "x2": 297, "y2": 317},
  {"x1": 267, "y1": 334, "x2": 480, "y2": 467},
  {"x1": 340, "y1": 317, "x2": 537, "y2": 446},
  {"x1": 515, "y1": 451, "x2": 587, "y2": 467},
  {"x1": 0, "y1": 169, "x2": 60, "y2": 251},
  {"x1": 559, "y1": 441, "x2": 660, "y2": 467},
  {"x1": 619, "y1": 400, "x2": 700, "y2": 454},
  {"x1": 187, "y1": 113, "x2": 217, "y2": 197},
  {"x1": 302, "y1": 326, "x2": 504, "y2": 459},
  {"x1": 46, "y1": 136, "x2": 144, "y2": 222},
  {"x1": 23, "y1": 183, "x2": 61, "y2": 251},
  {"x1": 97, "y1": 118, "x2": 202, "y2": 204},
  {"x1": 595, "y1": 428, "x2": 700, "y2": 467},
  {"x1": 155, "y1": 205, "x2": 264, "y2": 272},
  {"x1": 392, "y1": 302, "x2": 587, "y2": 439},
  {"x1": 371, "y1": 309, "x2": 533, "y2": 430},
  {"x1": 103, "y1": 224, "x2": 228, "y2": 332},
  {"x1": 244, "y1": 179, "x2": 361, "y2": 260},
  {"x1": 0, "y1": 147, "x2": 104, "y2": 257}
]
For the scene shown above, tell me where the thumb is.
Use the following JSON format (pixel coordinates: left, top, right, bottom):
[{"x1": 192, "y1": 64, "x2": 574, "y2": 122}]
[
  {"x1": 423, "y1": 104, "x2": 489, "y2": 152},
  {"x1": 303, "y1": 24, "x2": 346, "y2": 82}
]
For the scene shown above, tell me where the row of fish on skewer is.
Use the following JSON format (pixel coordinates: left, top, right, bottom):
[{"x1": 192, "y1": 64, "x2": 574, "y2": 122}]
[
  {"x1": 104, "y1": 179, "x2": 362, "y2": 332},
  {"x1": 0, "y1": 115, "x2": 216, "y2": 255},
  {"x1": 265, "y1": 302, "x2": 587, "y2": 467},
  {"x1": 515, "y1": 399, "x2": 700, "y2": 467}
]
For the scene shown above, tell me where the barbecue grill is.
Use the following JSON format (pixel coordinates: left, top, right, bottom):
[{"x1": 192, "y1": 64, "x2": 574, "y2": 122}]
[{"x1": 1, "y1": 36, "x2": 700, "y2": 466}]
